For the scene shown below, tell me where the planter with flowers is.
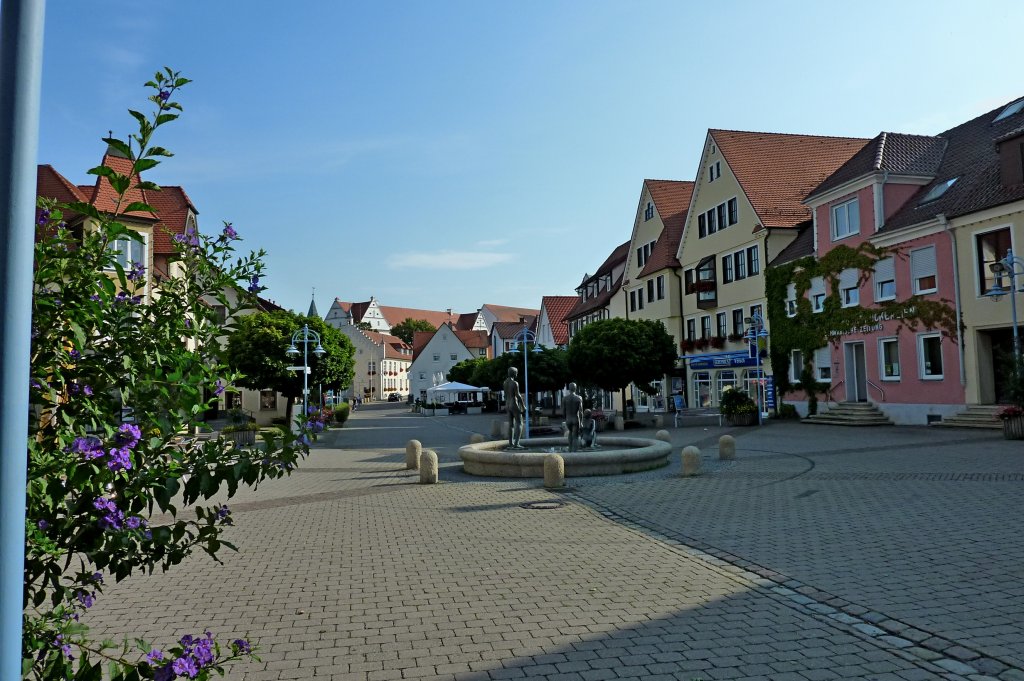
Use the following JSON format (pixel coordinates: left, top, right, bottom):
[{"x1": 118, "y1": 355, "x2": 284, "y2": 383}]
[
  {"x1": 719, "y1": 386, "x2": 758, "y2": 426},
  {"x1": 999, "y1": 354, "x2": 1024, "y2": 440},
  {"x1": 999, "y1": 405, "x2": 1024, "y2": 440}
]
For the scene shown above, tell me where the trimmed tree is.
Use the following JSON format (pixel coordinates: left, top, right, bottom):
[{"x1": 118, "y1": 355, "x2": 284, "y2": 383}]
[
  {"x1": 390, "y1": 318, "x2": 436, "y2": 344},
  {"x1": 567, "y1": 318, "x2": 678, "y2": 414}
]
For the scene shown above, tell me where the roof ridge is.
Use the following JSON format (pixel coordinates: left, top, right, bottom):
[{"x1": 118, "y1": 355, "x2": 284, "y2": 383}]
[
  {"x1": 709, "y1": 128, "x2": 868, "y2": 142},
  {"x1": 873, "y1": 132, "x2": 887, "y2": 170}
]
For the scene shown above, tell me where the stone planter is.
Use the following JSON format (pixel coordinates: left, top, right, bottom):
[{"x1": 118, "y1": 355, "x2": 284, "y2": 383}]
[
  {"x1": 724, "y1": 412, "x2": 757, "y2": 427},
  {"x1": 424, "y1": 408, "x2": 448, "y2": 416},
  {"x1": 224, "y1": 429, "x2": 257, "y2": 446},
  {"x1": 1003, "y1": 415, "x2": 1024, "y2": 440},
  {"x1": 466, "y1": 406, "x2": 483, "y2": 415}
]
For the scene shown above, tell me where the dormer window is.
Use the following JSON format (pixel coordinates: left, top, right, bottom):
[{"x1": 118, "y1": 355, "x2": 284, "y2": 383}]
[
  {"x1": 994, "y1": 99, "x2": 1024, "y2": 122},
  {"x1": 917, "y1": 177, "x2": 958, "y2": 205},
  {"x1": 644, "y1": 202, "x2": 654, "y2": 221}
]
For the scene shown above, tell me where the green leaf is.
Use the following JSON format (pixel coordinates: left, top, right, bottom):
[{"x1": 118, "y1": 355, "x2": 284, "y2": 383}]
[
  {"x1": 101, "y1": 137, "x2": 133, "y2": 158},
  {"x1": 123, "y1": 202, "x2": 156, "y2": 214},
  {"x1": 155, "y1": 113, "x2": 179, "y2": 126},
  {"x1": 133, "y1": 158, "x2": 159, "y2": 174}
]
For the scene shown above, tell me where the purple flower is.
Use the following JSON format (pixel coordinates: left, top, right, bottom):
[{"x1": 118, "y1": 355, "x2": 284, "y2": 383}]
[
  {"x1": 131, "y1": 295, "x2": 143, "y2": 305},
  {"x1": 37, "y1": 209, "x2": 51, "y2": 226},
  {"x1": 127, "y1": 261, "x2": 146, "y2": 281},
  {"x1": 126, "y1": 516, "x2": 142, "y2": 530},
  {"x1": 37, "y1": 519, "x2": 49, "y2": 530},
  {"x1": 158, "y1": 89, "x2": 170, "y2": 101},
  {"x1": 232, "y1": 638, "x2": 252, "y2": 654},
  {"x1": 115, "y1": 291, "x2": 130, "y2": 304},
  {"x1": 184, "y1": 318, "x2": 192, "y2": 329},
  {"x1": 69, "y1": 349, "x2": 80, "y2": 360},
  {"x1": 214, "y1": 379, "x2": 225, "y2": 396},
  {"x1": 147, "y1": 649, "x2": 164, "y2": 664},
  {"x1": 215, "y1": 505, "x2": 230, "y2": 520},
  {"x1": 222, "y1": 223, "x2": 238, "y2": 240},
  {"x1": 83, "y1": 385, "x2": 94, "y2": 396},
  {"x1": 192, "y1": 638, "x2": 214, "y2": 666},
  {"x1": 30, "y1": 379, "x2": 42, "y2": 389},
  {"x1": 154, "y1": 665, "x2": 174, "y2": 681},
  {"x1": 143, "y1": 529, "x2": 153, "y2": 540},
  {"x1": 93, "y1": 497, "x2": 114, "y2": 511},
  {"x1": 247, "y1": 276, "x2": 260, "y2": 293},
  {"x1": 173, "y1": 227, "x2": 200, "y2": 248},
  {"x1": 75, "y1": 590, "x2": 94, "y2": 608},
  {"x1": 89, "y1": 294, "x2": 101, "y2": 302},
  {"x1": 106, "y1": 447, "x2": 132, "y2": 472},
  {"x1": 116, "y1": 423, "x2": 142, "y2": 449},
  {"x1": 172, "y1": 656, "x2": 199, "y2": 677},
  {"x1": 91, "y1": 572, "x2": 103, "y2": 584}
]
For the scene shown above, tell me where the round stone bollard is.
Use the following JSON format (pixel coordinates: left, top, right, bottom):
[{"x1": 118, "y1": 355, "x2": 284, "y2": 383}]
[
  {"x1": 655, "y1": 429, "x2": 671, "y2": 443},
  {"x1": 405, "y1": 439, "x2": 422, "y2": 470},
  {"x1": 490, "y1": 419, "x2": 503, "y2": 438},
  {"x1": 543, "y1": 454, "x2": 565, "y2": 489},
  {"x1": 469, "y1": 433, "x2": 485, "y2": 444},
  {"x1": 613, "y1": 415, "x2": 625, "y2": 431},
  {"x1": 719, "y1": 434, "x2": 736, "y2": 461},
  {"x1": 681, "y1": 445, "x2": 702, "y2": 477},
  {"x1": 419, "y1": 450, "x2": 438, "y2": 484}
]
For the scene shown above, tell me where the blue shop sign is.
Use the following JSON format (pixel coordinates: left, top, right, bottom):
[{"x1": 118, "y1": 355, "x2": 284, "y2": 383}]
[
  {"x1": 687, "y1": 352, "x2": 759, "y2": 370},
  {"x1": 765, "y1": 376, "x2": 775, "y2": 408}
]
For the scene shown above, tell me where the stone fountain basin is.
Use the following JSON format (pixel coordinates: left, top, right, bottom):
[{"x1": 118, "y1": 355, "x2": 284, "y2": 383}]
[{"x1": 458, "y1": 437, "x2": 671, "y2": 478}]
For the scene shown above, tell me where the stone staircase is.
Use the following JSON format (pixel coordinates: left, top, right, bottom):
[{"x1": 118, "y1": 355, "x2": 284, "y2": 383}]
[
  {"x1": 933, "y1": 404, "x2": 1002, "y2": 430},
  {"x1": 803, "y1": 401, "x2": 892, "y2": 426}
]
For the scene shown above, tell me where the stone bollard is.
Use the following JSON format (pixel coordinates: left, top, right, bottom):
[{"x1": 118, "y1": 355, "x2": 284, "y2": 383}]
[
  {"x1": 613, "y1": 415, "x2": 625, "y2": 431},
  {"x1": 682, "y1": 446, "x2": 702, "y2": 476},
  {"x1": 543, "y1": 454, "x2": 565, "y2": 489},
  {"x1": 655, "y1": 429, "x2": 671, "y2": 443},
  {"x1": 719, "y1": 434, "x2": 736, "y2": 461},
  {"x1": 469, "y1": 433, "x2": 485, "y2": 444},
  {"x1": 652, "y1": 415, "x2": 664, "y2": 428},
  {"x1": 419, "y1": 450, "x2": 438, "y2": 484},
  {"x1": 491, "y1": 419, "x2": 503, "y2": 437},
  {"x1": 405, "y1": 439, "x2": 422, "y2": 470}
]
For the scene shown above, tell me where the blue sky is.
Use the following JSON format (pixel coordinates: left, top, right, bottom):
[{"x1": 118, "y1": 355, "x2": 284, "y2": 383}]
[{"x1": 37, "y1": 1, "x2": 1024, "y2": 316}]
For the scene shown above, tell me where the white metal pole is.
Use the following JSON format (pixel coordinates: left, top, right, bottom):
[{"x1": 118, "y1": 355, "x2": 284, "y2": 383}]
[{"x1": 523, "y1": 332, "x2": 530, "y2": 440}]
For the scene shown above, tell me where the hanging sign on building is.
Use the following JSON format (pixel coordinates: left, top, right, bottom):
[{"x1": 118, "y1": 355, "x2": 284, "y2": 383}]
[{"x1": 687, "y1": 352, "x2": 759, "y2": 370}]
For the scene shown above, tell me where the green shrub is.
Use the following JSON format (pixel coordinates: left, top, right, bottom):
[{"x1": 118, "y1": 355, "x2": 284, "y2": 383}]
[
  {"x1": 221, "y1": 423, "x2": 257, "y2": 434},
  {"x1": 777, "y1": 403, "x2": 799, "y2": 419},
  {"x1": 719, "y1": 387, "x2": 757, "y2": 416},
  {"x1": 334, "y1": 402, "x2": 350, "y2": 425}
]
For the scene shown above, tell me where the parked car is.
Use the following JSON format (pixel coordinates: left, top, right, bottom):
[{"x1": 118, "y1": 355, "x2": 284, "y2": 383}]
[{"x1": 387, "y1": 392, "x2": 403, "y2": 402}]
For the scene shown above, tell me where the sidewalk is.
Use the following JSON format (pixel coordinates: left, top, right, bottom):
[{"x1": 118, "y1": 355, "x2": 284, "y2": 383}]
[{"x1": 84, "y1": 404, "x2": 1024, "y2": 680}]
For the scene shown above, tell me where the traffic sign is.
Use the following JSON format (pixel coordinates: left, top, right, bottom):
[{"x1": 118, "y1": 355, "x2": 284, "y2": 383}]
[{"x1": 286, "y1": 366, "x2": 311, "y2": 374}]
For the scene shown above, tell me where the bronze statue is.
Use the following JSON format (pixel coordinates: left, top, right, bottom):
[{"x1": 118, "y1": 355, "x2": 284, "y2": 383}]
[
  {"x1": 564, "y1": 382, "x2": 583, "y2": 451},
  {"x1": 503, "y1": 367, "x2": 525, "y2": 448}
]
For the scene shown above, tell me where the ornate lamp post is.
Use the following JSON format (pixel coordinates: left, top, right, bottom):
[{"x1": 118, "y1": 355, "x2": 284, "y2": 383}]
[
  {"x1": 987, "y1": 249, "x2": 1024, "y2": 362},
  {"x1": 512, "y1": 326, "x2": 542, "y2": 438},
  {"x1": 744, "y1": 311, "x2": 769, "y2": 426},
  {"x1": 285, "y1": 324, "x2": 325, "y2": 427}
]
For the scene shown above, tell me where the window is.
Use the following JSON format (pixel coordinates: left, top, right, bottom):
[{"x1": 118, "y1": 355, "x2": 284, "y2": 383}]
[
  {"x1": 880, "y1": 338, "x2": 900, "y2": 380},
  {"x1": 108, "y1": 234, "x2": 147, "y2": 270},
  {"x1": 684, "y1": 269, "x2": 694, "y2": 294},
  {"x1": 707, "y1": 208, "x2": 718, "y2": 234},
  {"x1": 697, "y1": 199, "x2": 735, "y2": 238},
  {"x1": 479, "y1": 348, "x2": 487, "y2": 356},
  {"x1": 727, "y1": 197, "x2": 738, "y2": 225},
  {"x1": 709, "y1": 161, "x2": 721, "y2": 182},
  {"x1": 698, "y1": 214, "x2": 707, "y2": 239},
  {"x1": 696, "y1": 257, "x2": 716, "y2": 303},
  {"x1": 874, "y1": 257, "x2": 896, "y2": 301},
  {"x1": 749, "y1": 304, "x2": 763, "y2": 322},
  {"x1": 918, "y1": 177, "x2": 958, "y2": 205},
  {"x1": 785, "y1": 283, "x2": 797, "y2": 317},
  {"x1": 733, "y1": 251, "x2": 747, "y2": 279},
  {"x1": 911, "y1": 245, "x2": 938, "y2": 293},
  {"x1": 647, "y1": 279, "x2": 655, "y2": 303},
  {"x1": 919, "y1": 334, "x2": 944, "y2": 379},
  {"x1": 433, "y1": 353, "x2": 440, "y2": 361},
  {"x1": 814, "y1": 347, "x2": 831, "y2": 382},
  {"x1": 810, "y1": 277, "x2": 825, "y2": 312},
  {"x1": 259, "y1": 390, "x2": 277, "y2": 410},
  {"x1": 831, "y1": 198, "x2": 860, "y2": 240},
  {"x1": 717, "y1": 203, "x2": 727, "y2": 231},
  {"x1": 637, "y1": 288, "x2": 644, "y2": 310},
  {"x1": 839, "y1": 268, "x2": 859, "y2": 307},
  {"x1": 701, "y1": 315, "x2": 712, "y2": 338},
  {"x1": 644, "y1": 201, "x2": 654, "y2": 221},
  {"x1": 450, "y1": 354, "x2": 458, "y2": 361},
  {"x1": 693, "y1": 371, "x2": 712, "y2": 407},
  {"x1": 995, "y1": 98, "x2": 1024, "y2": 122},
  {"x1": 656, "y1": 275, "x2": 665, "y2": 300},
  {"x1": 732, "y1": 309, "x2": 744, "y2": 336},
  {"x1": 721, "y1": 255, "x2": 734, "y2": 283},
  {"x1": 636, "y1": 240, "x2": 655, "y2": 268},
  {"x1": 686, "y1": 319, "x2": 696, "y2": 341},
  {"x1": 746, "y1": 245, "x2": 759, "y2": 275},
  {"x1": 716, "y1": 370, "x2": 737, "y2": 402},
  {"x1": 419, "y1": 372, "x2": 425, "y2": 380},
  {"x1": 790, "y1": 349, "x2": 804, "y2": 383},
  {"x1": 629, "y1": 290, "x2": 637, "y2": 312},
  {"x1": 716, "y1": 313, "x2": 727, "y2": 338},
  {"x1": 976, "y1": 227, "x2": 1012, "y2": 295}
]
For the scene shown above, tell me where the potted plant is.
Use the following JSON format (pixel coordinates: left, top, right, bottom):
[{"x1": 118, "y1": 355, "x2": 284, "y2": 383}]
[
  {"x1": 998, "y1": 405, "x2": 1024, "y2": 439},
  {"x1": 710, "y1": 335, "x2": 726, "y2": 350},
  {"x1": 719, "y1": 387, "x2": 758, "y2": 426},
  {"x1": 680, "y1": 338, "x2": 696, "y2": 353},
  {"x1": 221, "y1": 422, "x2": 257, "y2": 446},
  {"x1": 695, "y1": 337, "x2": 710, "y2": 351},
  {"x1": 998, "y1": 353, "x2": 1024, "y2": 440}
]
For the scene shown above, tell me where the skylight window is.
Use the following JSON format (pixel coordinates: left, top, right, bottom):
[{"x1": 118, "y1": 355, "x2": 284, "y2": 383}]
[
  {"x1": 994, "y1": 99, "x2": 1024, "y2": 122},
  {"x1": 918, "y1": 177, "x2": 958, "y2": 205}
]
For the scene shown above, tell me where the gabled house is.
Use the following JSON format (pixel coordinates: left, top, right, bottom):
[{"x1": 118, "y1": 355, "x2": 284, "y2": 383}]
[
  {"x1": 677, "y1": 129, "x2": 868, "y2": 410},
  {"x1": 408, "y1": 323, "x2": 490, "y2": 402},
  {"x1": 323, "y1": 297, "x2": 484, "y2": 333},
  {"x1": 490, "y1": 317, "x2": 537, "y2": 359},
  {"x1": 784, "y1": 96, "x2": 1024, "y2": 423},
  {"x1": 338, "y1": 327, "x2": 413, "y2": 402},
  {"x1": 479, "y1": 304, "x2": 541, "y2": 334},
  {"x1": 565, "y1": 241, "x2": 630, "y2": 340},
  {"x1": 536, "y1": 296, "x2": 577, "y2": 349},
  {"x1": 620, "y1": 179, "x2": 694, "y2": 411}
]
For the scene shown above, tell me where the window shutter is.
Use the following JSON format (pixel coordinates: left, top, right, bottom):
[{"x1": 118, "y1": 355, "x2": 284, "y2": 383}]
[
  {"x1": 814, "y1": 347, "x2": 830, "y2": 369},
  {"x1": 786, "y1": 283, "x2": 796, "y2": 300},
  {"x1": 911, "y1": 246, "x2": 936, "y2": 281},
  {"x1": 873, "y1": 257, "x2": 894, "y2": 283},
  {"x1": 809, "y1": 277, "x2": 825, "y2": 297},
  {"x1": 838, "y1": 268, "x2": 857, "y2": 289}
]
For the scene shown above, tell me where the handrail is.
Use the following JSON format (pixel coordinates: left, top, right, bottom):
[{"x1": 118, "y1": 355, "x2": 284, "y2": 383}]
[
  {"x1": 866, "y1": 379, "x2": 885, "y2": 402},
  {"x1": 825, "y1": 379, "x2": 844, "y2": 405}
]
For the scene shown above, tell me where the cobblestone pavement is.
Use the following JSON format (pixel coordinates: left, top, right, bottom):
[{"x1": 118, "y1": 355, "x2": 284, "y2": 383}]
[{"x1": 85, "y1": 404, "x2": 1024, "y2": 680}]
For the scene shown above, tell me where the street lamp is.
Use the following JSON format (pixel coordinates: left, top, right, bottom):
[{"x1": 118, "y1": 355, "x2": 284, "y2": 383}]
[
  {"x1": 285, "y1": 324, "x2": 326, "y2": 428},
  {"x1": 512, "y1": 326, "x2": 542, "y2": 439},
  {"x1": 987, "y1": 249, "x2": 1024, "y2": 362},
  {"x1": 744, "y1": 312, "x2": 769, "y2": 426}
]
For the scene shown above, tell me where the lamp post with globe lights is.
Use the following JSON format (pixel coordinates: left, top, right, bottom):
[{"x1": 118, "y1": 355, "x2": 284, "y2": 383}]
[{"x1": 285, "y1": 324, "x2": 325, "y2": 428}]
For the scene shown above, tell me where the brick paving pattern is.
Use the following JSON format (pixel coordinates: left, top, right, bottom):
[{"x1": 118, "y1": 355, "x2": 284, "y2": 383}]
[{"x1": 85, "y1": 405, "x2": 1024, "y2": 680}]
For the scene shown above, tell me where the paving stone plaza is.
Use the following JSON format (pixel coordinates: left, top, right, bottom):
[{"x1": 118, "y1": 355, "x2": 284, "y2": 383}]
[{"x1": 87, "y1": 404, "x2": 1024, "y2": 681}]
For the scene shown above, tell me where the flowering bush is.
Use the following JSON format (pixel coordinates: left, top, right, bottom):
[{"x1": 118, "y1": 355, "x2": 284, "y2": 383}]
[
  {"x1": 25, "y1": 69, "x2": 311, "y2": 679},
  {"x1": 998, "y1": 405, "x2": 1024, "y2": 420}
]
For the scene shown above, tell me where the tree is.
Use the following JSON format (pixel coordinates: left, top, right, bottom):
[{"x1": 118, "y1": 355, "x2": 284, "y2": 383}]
[
  {"x1": 25, "y1": 70, "x2": 305, "y2": 678},
  {"x1": 448, "y1": 356, "x2": 489, "y2": 386},
  {"x1": 501, "y1": 346, "x2": 570, "y2": 414},
  {"x1": 567, "y1": 318, "x2": 678, "y2": 413},
  {"x1": 225, "y1": 312, "x2": 354, "y2": 423},
  {"x1": 390, "y1": 318, "x2": 436, "y2": 344},
  {"x1": 355, "y1": 321, "x2": 373, "y2": 331}
]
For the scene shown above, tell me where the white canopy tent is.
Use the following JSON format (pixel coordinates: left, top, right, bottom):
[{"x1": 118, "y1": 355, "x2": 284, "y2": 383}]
[{"x1": 426, "y1": 381, "x2": 485, "y2": 403}]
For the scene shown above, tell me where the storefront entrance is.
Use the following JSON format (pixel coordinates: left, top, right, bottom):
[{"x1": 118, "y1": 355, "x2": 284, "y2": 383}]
[{"x1": 844, "y1": 341, "x2": 867, "y2": 402}]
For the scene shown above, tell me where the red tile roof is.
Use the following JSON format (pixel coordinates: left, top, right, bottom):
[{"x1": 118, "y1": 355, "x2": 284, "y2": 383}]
[
  {"x1": 363, "y1": 330, "x2": 413, "y2": 359},
  {"x1": 454, "y1": 329, "x2": 489, "y2": 351},
  {"x1": 411, "y1": 329, "x2": 435, "y2": 358},
  {"x1": 541, "y1": 295, "x2": 578, "y2": 346},
  {"x1": 483, "y1": 304, "x2": 541, "y2": 323},
  {"x1": 379, "y1": 305, "x2": 458, "y2": 329},
  {"x1": 37, "y1": 165, "x2": 88, "y2": 206},
  {"x1": 711, "y1": 130, "x2": 869, "y2": 230},
  {"x1": 638, "y1": 179, "x2": 694, "y2": 277},
  {"x1": 566, "y1": 241, "x2": 629, "y2": 320}
]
